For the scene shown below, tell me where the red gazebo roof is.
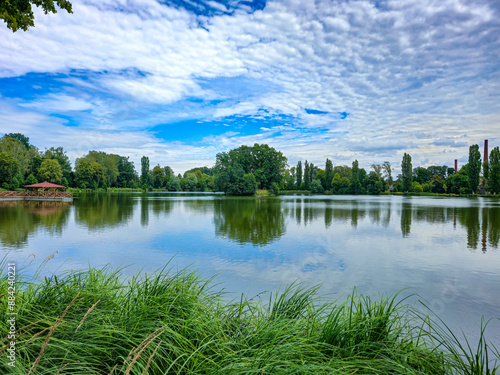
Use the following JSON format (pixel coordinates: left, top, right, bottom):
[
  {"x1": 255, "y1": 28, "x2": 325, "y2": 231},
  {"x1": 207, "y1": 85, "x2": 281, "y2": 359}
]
[{"x1": 24, "y1": 181, "x2": 66, "y2": 189}]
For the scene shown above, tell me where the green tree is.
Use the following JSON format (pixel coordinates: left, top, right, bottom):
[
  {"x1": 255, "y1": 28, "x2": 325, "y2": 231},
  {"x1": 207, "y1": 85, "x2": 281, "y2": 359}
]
[
  {"x1": 169, "y1": 176, "x2": 181, "y2": 191},
  {"x1": 413, "y1": 167, "x2": 430, "y2": 184},
  {"x1": 0, "y1": 152, "x2": 19, "y2": 185},
  {"x1": 488, "y1": 147, "x2": 500, "y2": 194},
  {"x1": 401, "y1": 153, "x2": 413, "y2": 192},
  {"x1": 151, "y1": 165, "x2": 165, "y2": 189},
  {"x1": 296, "y1": 161, "x2": 302, "y2": 189},
  {"x1": 310, "y1": 179, "x2": 324, "y2": 194},
  {"x1": 185, "y1": 173, "x2": 198, "y2": 191},
  {"x1": 214, "y1": 144, "x2": 286, "y2": 194},
  {"x1": 325, "y1": 158, "x2": 333, "y2": 191},
  {"x1": 1, "y1": 0, "x2": 73, "y2": 32},
  {"x1": 365, "y1": 171, "x2": 384, "y2": 194},
  {"x1": 43, "y1": 147, "x2": 72, "y2": 181},
  {"x1": 25, "y1": 173, "x2": 38, "y2": 185},
  {"x1": 331, "y1": 174, "x2": 350, "y2": 194},
  {"x1": 5, "y1": 133, "x2": 32, "y2": 149},
  {"x1": 140, "y1": 156, "x2": 150, "y2": 187},
  {"x1": 446, "y1": 166, "x2": 469, "y2": 194},
  {"x1": 116, "y1": 156, "x2": 137, "y2": 188},
  {"x1": 85, "y1": 151, "x2": 119, "y2": 187},
  {"x1": 39, "y1": 159, "x2": 63, "y2": 183},
  {"x1": 75, "y1": 158, "x2": 105, "y2": 188},
  {"x1": 468, "y1": 144, "x2": 481, "y2": 194},
  {"x1": 332, "y1": 165, "x2": 352, "y2": 179},
  {"x1": 304, "y1": 160, "x2": 310, "y2": 190},
  {"x1": 349, "y1": 160, "x2": 361, "y2": 194},
  {"x1": 0, "y1": 135, "x2": 38, "y2": 180},
  {"x1": 383, "y1": 161, "x2": 393, "y2": 190}
]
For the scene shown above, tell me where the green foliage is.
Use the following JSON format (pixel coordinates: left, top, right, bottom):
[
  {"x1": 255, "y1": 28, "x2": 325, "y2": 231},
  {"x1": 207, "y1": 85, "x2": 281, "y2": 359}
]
[
  {"x1": 140, "y1": 156, "x2": 150, "y2": 187},
  {"x1": 214, "y1": 144, "x2": 284, "y2": 195},
  {"x1": 61, "y1": 176, "x2": 69, "y2": 187},
  {"x1": 349, "y1": 160, "x2": 361, "y2": 194},
  {"x1": 1, "y1": 265, "x2": 496, "y2": 374},
  {"x1": 446, "y1": 165, "x2": 469, "y2": 194},
  {"x1": 365, "y1": 171, "x2": 384, "y2": 194},
  {"x1": 151, "y1": 164, "x2": 165, "y2": 189},
  {"x1": 0, "y1": 151, "x2": 20, "y2": 184},
  {"x1": 310, "y1": 178, "x2": 324, "y2": 193},
  {"x1": 331, "y1": 173, "x2": 350, "y2": 194},
  {"x1": 332, "y1": 164, "x2": 351, "y2": 179},
  {"x1": 324, "y1": 158, "x2": 333, "y2": 191},
  {"x1": 185, "y1": 172, "x2": 198, "y2": 191},
  {"x1": 412, "y1": 181, "x2": 423, "y2": 192},
  {"x1": 168, "y1": 176, "x2": 181, "y2": 191},
  {"x1": 0, "y1": 135, "x2": 38, "y2": 180},
  {"x1": 39, "y1": 158, "x2": 63, "y2": 183},
  {"x1": 401, "y1": 153, "x2": 413, "y2": 192},
  {"x1": 116, "y1": 156, "x2": 137, "y2": 188},
  {"x1": 10, "y1": 176, "x2": 20, "y2": 190},
  {"x1": 75, "y1": 158, "x2": 105, "y2": 188},
  {"x1": 0, "y1": 0, "x2": 73, "y2": 32},
  {"x1": 184, "y1": 166, "x2": 214, "y2": 176},
  {"x1": 468, "y1": 144, "x2": 481, "y2": 193},
  {"x1": 43, "y1": 147, "x2": 72, "y2": 180},
  {"x1": 488, "y1": 147, "x2": 500, "y2": 194},
  {"x1": 5, "y1": 133, "x2": 32, "y2": 149},
  {"x1": 429, "y1": 175, "x2": 446, "y2": 193},
  {"x1": 270, "y1": 181, "x2": 280, "y2": 195},
  {"x1": 25, "y1": 173, "x2": 38, "y2": 185},
  {"x1": 304, "y1": 160, "x2": 311, "y2": 190},
  {"x1": 296, "y1": 160, "x2": 302, "y2": 189}
]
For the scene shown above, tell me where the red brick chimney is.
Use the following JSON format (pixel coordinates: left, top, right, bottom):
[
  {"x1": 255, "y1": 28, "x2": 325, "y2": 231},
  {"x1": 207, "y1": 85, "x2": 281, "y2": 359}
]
[{"x1": 484, "y1": 140, "x2": 488, "y2": 163}]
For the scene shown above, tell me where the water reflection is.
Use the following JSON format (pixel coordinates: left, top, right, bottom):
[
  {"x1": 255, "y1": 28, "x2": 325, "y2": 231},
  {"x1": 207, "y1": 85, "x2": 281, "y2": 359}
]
[
  {"x1": 75, "y1": 194, "x2": 136, "y2": 229},
  {"x1": 213, "y1": 198, "x2": 286, "y2": 245},
  {"x1": 0, "y1": 195, "x2": 499, "y2": 251},
  {"x1": 0, "y1": 201, "x2": 70, "y2": 248}
]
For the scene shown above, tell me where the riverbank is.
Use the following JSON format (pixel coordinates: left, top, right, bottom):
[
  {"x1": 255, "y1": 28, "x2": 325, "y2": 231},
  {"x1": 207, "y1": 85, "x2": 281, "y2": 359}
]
[{"x1": 1, "y1": 265, "x2": 498, "y2": 374}]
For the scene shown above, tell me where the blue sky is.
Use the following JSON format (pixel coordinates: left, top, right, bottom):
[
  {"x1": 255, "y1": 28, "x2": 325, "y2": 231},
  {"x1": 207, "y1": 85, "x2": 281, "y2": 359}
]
[{"x1": 1, "y1": 0, "x2": 499, "y2": 174}]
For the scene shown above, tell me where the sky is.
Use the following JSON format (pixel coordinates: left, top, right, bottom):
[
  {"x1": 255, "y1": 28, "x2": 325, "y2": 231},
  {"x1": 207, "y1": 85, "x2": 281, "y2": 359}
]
[{"x1": 1, "y1": 0, "x2": 499, "y2": 175}]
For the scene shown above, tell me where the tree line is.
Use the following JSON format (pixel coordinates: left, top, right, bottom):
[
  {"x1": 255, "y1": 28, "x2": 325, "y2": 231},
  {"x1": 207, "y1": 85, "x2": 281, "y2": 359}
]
[{"x1": 0, "y1": 133, "x2": 498, "y2": 195}]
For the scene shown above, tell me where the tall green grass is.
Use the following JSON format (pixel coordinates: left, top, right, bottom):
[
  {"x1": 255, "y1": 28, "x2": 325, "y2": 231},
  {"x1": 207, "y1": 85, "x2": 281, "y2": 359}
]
[{"x1": 0, "y1": 263, "x2": 498, "y2": 374}]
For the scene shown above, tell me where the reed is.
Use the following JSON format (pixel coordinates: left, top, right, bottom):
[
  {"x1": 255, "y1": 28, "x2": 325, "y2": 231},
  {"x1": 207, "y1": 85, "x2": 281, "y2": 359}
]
[{"x1": 0, "y1": 264, "x2": 498, "y2": 374}]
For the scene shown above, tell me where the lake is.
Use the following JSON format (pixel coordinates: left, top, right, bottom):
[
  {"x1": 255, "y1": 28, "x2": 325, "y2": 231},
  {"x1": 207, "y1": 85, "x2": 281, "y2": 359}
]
[{"x1": 1, "y1": 193, "x2": 499, "y2": 348}]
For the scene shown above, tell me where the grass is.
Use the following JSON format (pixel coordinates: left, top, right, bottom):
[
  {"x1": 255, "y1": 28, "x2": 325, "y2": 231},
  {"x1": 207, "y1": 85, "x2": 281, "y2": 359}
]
[{"x1": 1, "y1": 263, "x2": 498, "y2": 374}]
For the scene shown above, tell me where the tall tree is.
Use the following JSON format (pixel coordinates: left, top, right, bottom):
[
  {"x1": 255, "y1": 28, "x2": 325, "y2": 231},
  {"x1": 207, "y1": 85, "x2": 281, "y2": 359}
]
[
  {"x1": 488, "y1": 147, "x2": 500, "y2": 194},
  {"x1": 401, "y1": 153, "x2": 413, "y2": 192},
  {"x1": 1, "y1": 0, "x2": 73, "y2": 32},
  {"x1": 304, "y1": 160, "x2": 311, "y2": 190},
  {"x1": 468, "y1": 144, "x2": 481, "y2": 194},
  {"x1": 325, "y1": 158, "x2": 333, "y2": 191},
  {"x1": 140, "y1": 156, "x2": 150, "y2": 187},
  {"x1": 296, "y1": 161, "x2": 302, "y2": 189},
  {"x1": 349, "y1": 160, "x2": 361, "y2": 194},
  {"x1": 383, "y1": 161, "x2": 393, "y2": 188}
]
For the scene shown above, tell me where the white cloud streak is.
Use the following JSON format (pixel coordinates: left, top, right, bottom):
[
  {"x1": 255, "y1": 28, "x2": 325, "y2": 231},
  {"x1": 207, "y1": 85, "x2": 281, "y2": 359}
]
[{"x1": 0, "y1": 0, "x2": 499, "y2": 172}]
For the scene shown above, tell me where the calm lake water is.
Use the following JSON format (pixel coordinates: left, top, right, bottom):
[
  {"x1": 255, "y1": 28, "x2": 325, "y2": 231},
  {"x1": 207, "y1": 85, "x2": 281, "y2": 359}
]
[{"x1": 1, "y1": 193, "x2": 499, "y2": 347}]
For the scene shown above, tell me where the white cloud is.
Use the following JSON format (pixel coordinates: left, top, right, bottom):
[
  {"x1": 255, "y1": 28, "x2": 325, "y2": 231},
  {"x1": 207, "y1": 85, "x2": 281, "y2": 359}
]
[{"x1": 0, "y1": 0, "x2": 499, "y2": 171}]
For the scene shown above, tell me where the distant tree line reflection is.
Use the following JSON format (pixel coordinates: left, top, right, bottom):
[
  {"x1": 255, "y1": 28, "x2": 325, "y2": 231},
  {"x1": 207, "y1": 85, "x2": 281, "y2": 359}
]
[{"x1": 0, "y1": 196, "x2": 498, "y2": 251}]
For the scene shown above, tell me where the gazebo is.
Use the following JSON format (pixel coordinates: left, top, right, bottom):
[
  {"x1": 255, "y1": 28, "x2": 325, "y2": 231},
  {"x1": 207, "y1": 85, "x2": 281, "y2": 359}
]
[{"x1": 24, "y1": 182, "x2": 72, "y2": 200}]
